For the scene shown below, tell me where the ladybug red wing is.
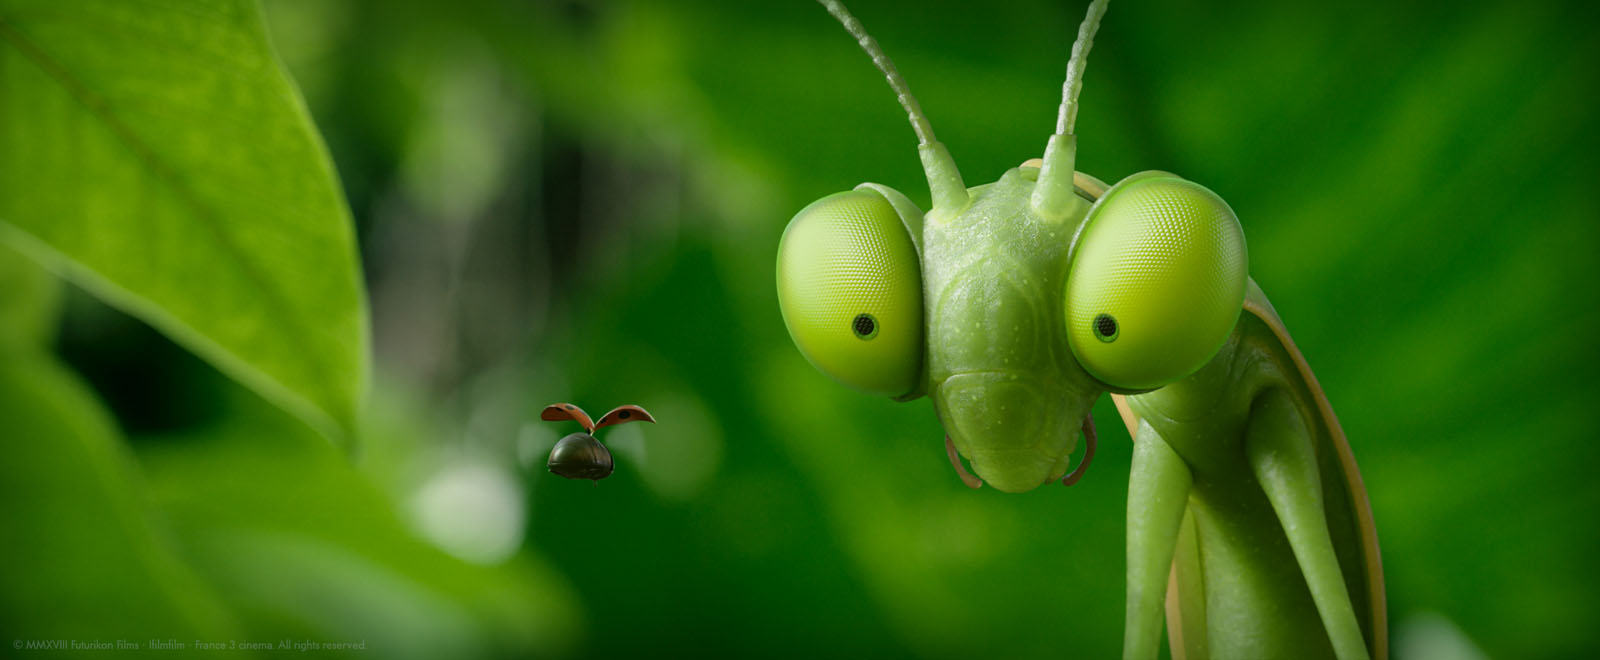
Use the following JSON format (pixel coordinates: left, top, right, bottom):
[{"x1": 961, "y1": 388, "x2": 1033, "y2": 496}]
[
  {"x1": 541, "y1": 403, "x2": 596, "y2": 433},
  {"x1": 594, "y1": 404, "x2": 656, "y2": 430}
]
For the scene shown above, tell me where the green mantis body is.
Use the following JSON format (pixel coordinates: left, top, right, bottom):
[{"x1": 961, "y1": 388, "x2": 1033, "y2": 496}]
[
  {"x1": 1112, "y1": 276, "x2": 1385, "y2": 660},
  {"x1": 775, "y1": 1, "x2": 1384, "y2": 658}
]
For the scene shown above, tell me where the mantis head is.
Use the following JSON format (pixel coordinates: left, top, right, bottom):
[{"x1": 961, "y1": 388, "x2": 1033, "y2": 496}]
[{"x1": 777, "y1": 0, "x2": 1247, "y2": 492}]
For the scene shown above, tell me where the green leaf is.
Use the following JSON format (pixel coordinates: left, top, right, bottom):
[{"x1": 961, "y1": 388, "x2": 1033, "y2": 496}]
[
  {"x1": 135, "y1": 391, "x2": 580, "y2": 658},
  {"x1": 0, "y1": 0, "x2": 368, "y2": 441},
  {"x1": 0, "y1": 353, "x2": 236, "y2": 642},
  {"x1": 0, "y1": 243, "x2": 59, "y2": 350}
]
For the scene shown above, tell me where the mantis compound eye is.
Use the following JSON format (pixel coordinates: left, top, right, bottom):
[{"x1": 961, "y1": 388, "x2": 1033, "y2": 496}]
[
  {"x1": 776, "y1": 189, "x2": 924, "y2": 397},
  {"x1": 1065, "y1": 174, "x2": 1248, "y2": 390}
]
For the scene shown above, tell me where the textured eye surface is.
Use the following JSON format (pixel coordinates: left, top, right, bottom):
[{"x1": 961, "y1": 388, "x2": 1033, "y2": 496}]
[
  {"x1": 777, "y1": 189, "x2": 923, "y2": 396},
  {"x1": 1065, "y1": 176, "x2": 1248, "y2": 390}
]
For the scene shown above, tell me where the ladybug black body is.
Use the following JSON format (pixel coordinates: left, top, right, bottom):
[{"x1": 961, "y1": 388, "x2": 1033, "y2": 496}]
[{"x1": 548, "y1": 432, "x2": 614, "y2": 481}]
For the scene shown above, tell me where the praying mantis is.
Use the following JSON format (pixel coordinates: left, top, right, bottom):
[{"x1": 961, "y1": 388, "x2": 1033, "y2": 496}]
[{"x1": 773, "y1": 1, "x2": 1385, "y2": 658}]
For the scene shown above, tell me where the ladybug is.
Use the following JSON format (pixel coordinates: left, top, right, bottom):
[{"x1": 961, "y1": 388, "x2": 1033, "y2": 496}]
[{"x1": 540, "y1": 402, "x2": 656, "y2": 481}]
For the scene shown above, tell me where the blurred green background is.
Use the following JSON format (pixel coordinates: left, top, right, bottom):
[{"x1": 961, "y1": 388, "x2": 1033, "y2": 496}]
[{"x1": 4, "y1": 0, "x2": 1597, "y2": 657}]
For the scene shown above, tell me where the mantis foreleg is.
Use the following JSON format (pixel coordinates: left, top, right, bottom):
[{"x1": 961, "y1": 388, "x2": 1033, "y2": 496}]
[
  {"x1": 1124, "y1": 421, "x2": 1192, "y2": 660},
  {"x1": 1245, "y1": 389, "x2": 1369, "y2": 660}
]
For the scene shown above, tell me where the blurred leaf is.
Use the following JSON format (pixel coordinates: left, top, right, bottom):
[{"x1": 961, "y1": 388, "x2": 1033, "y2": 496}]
[
  {"x1": 135, "y1": 389, "x2": 580, "y2": 659},
  {"x1": 1395, "y1": 612, "x2": 1488, "y2": 660},
  {"x1": 755, "y1": 351, "x2": 1131, "y2": 659},
  {"x1": 0, "y1": 0, "x2": 368, "y2": 441},
  {"x1": 398, "y1": 48, "x2": 526, "y2": 224},
  {"x1": 0, "y1": 243, "x2": 59, "y2": 350},
  {"x1": 0, "y1": 352, "x2": 236, "y2": 642}
]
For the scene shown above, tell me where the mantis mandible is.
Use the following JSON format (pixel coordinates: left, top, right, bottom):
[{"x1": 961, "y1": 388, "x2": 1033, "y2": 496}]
[{"x1": 773, "y1": 1, "x2": 1385, "y2": 658}]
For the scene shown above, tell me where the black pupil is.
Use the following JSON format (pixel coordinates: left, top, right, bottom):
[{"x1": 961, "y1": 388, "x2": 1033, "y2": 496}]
[
  {"x1": 619, "y1": 410, "x2": 630, "y2": 419},
  {"x1": 853, "y1": 314, "x2": 876, "y2": 338},
  {"x1": 1094, "y1": 314, "x2": 1117, "y2": 338}
]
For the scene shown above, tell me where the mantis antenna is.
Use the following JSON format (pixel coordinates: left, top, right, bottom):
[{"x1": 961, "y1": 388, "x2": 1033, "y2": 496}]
[
  {"x1": 817, "y1": 0, "x2": 968, "y2": 212},
  {"x1": 1057, "y1": 0, "x2": 1110, "y2": 135},
  {"x1": 1032, "y1": 0, "x2": 1111, "y2": 222}
]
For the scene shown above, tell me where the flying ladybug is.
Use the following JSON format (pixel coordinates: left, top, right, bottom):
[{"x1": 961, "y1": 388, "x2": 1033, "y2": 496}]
[{"x1": 540, "y1": 402, "x2": 657, "y2": 481}]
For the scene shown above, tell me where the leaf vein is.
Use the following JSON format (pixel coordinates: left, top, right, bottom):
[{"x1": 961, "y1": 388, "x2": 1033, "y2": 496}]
[{"x1": 0, "y1": 12, "x2": 342, "y2": 420}]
